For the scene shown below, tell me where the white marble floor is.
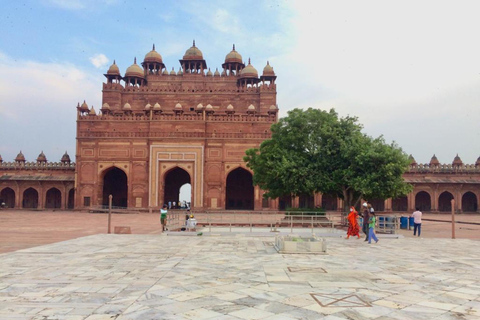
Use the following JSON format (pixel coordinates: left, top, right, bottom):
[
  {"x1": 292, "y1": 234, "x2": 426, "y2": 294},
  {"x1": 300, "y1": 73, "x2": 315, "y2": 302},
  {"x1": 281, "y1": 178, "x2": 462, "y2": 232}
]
[{"x1": 0, "y1": 231, "x2": 479, "y2": 319}]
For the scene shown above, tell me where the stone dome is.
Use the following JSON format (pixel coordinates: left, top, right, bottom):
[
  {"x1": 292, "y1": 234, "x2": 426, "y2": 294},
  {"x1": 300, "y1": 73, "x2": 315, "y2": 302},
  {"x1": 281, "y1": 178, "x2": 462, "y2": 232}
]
[
  {"x1": 107, "y1": 60, "x2": 120, "y2": 75},
  {"x1": 476, "y1": 156, "x2": 480, "y2": 167},
  {"x1": 430, "y1": 154, "x2": 440, "y2": 165},
  {"x1": 183, "y1": 40, "x2": 203, "y2": 60},
  {"x1": 102, "y1": 103, "x2": 110, "y2": 110},
  {"x1": 175, "y1": 103, "x2": 183, "y2": 110},
  {"x1": 61, "y1": 151, "x2": 71, "y2": 163},
  {"x1": 214, "y1": 68, "x2": 220, "y2": 77},
  {"x1": 240, "y1": 59, "x2": 258, "y2": 78},
  {"x1": 89, "y1": 106, "x2": 96, "y2": 115},
  {"x1": 170, "y1": 67, "x2": 176, "y2": 76},
  {"x1": 123, "y1": 103, "x2": 132, "y2": 110},
  {"x1": 143, "y1": 44, "x2": 163, "y2": 64},
  {"x1": 262, "y1": 61, "x2": 275, "y2": 76},
  {"x1": 206, "y1": 68, "x2": 213, "y2": 76},
  {"x1": 408, "y1": 154, "x2": 417, "y2": 165},
  {"x1": 227, "y1": 104, "x2": 234, "y2": 110},
  {"x1": 206, "y1": 104, "x2": 213, "y2": 110},
  {"x1": 15, "y1": 151, "x2": 25, "y2": 162},
  {"x1": 125, "y1": 58, "x2": 144, "y2": 78},
  {"x1": 153, "y1": 103, "x2": 161, "y2": 110},
  {"x1": 196, "y1": 103, "x2": 204, "y2": 110},
  {"x1": 225, "y1": 44, "x2": 242, "y2": 64},
  {"x1": 452, "y1": 154, "x2": 463, "y2": 166},
  {"x1": 37, "y1": 151, "x2": 47, "y2": 162},
  {"x1": 247, "y1": 104, "x2": 256, "y2": 110},
  {"x1": 79, "y1": 100, "x2": 89, "y2": 112},
  {"x1": 145, "y1": 103, "x2": 151, "y2": 110}
]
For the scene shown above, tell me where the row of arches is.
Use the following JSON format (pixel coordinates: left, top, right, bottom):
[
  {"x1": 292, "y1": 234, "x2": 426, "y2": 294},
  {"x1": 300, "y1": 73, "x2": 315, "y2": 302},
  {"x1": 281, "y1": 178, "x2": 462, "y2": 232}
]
[
  {"x1": 102, "y1": 166, "x2": 254, "y2": 210},
  {"x1": 0, "y1": 187, "x2": 74, "y2": 209}
]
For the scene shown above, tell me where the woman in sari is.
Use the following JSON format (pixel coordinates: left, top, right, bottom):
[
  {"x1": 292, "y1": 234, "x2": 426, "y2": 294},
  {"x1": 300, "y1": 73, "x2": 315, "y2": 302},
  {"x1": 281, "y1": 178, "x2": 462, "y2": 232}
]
[{"x1": 346, "y1": 206, "x2": 360, "y2": 239}]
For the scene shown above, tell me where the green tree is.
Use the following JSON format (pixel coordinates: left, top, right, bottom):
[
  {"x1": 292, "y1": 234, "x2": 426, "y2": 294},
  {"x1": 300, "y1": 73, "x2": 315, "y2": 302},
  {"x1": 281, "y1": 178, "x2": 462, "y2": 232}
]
[{"x1": 244, "y1": 108, "x2": 412, "y2": 211}]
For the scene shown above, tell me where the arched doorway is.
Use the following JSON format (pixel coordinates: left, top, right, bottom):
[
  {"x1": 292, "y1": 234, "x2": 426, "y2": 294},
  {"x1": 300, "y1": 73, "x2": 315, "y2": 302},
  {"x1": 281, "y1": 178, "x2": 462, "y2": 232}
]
[
  {"x1": 462, "y1": 192, "x2": 478, "y2": 212},
  {"x1": 0, "y1": 187, "x2": 15, "y2": 208},
  {"x1": 299, "y1": 194, "x2": 314, "y2": 209},
  {"x1": 226, "y1": 167, "x2": 254, "y2": 210},
  {"x1": 23, "y1": 188, "x2": 39, "y2": 209},
  {"x1": 179, "y1": 183, "x2": 191, "y2": 208},
  {"x1": 438, "y1": 191, "x2": 454, "y2": 212},
  {"x1": 415, "y1": 191, "x2": 431, "y2": 212},
  {"x1": 102, "y1": 167, "x2": 128, "y2": 208},
  {"x1": 45, "y1": 188, "x2": 61, "y2": 209},
  {"x1": 67, "y1": 189, "x2": 74, "y2": 209},
  {"x1": 392, "y1": 196, "x2": 408, "y2": 211},
  {"x1": 164, "y1": 167, "x2": 190, "y2": 208},
  {"x1": 369, "y1": 198, "x2": 385, "y2": 212},
  {"x1": 321, "y1": 193, "x2": 337, "y2": 211}
]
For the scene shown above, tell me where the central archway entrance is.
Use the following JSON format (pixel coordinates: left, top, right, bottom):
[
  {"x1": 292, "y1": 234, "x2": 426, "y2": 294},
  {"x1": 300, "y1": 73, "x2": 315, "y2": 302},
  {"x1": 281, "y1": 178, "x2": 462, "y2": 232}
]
[
  {"x1": 45, "y1": 188, "x2": 61, "y2": 209},
  {"x1": 164, "y1": 167, "x2": 191, "y2": 208},
  {"x1": 226, "y1": 167, "x2": 254, "y2": 210},
  {"x1": 102, "y1": 167, "x2": 128, "y2": 208}
]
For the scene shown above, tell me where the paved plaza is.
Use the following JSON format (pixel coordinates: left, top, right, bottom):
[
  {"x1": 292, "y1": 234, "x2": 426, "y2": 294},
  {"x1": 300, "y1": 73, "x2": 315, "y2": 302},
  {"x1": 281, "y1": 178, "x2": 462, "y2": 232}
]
[{"x1": 0, "y1": 211, "x2": 479, "y2": 319}]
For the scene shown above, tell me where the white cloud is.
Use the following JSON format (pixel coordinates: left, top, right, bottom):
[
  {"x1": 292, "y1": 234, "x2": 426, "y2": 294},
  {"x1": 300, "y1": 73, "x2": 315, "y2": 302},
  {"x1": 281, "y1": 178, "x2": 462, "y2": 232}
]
[
  {"x1": 274, "y1": 0, "x2": 480, "y2": 164},
  {"x1": 0, "y1": 52, "x2": 102, "y2": 162},
  {"x1": 89, "y1": 54, "x2": 109, "y2": 69}
]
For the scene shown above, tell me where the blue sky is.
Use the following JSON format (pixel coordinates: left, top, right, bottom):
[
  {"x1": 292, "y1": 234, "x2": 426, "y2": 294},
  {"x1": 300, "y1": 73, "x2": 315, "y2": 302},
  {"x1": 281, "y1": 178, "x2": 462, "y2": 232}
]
[{"x1": 1, "y1": 0, "x2": 479, "y2": 165}]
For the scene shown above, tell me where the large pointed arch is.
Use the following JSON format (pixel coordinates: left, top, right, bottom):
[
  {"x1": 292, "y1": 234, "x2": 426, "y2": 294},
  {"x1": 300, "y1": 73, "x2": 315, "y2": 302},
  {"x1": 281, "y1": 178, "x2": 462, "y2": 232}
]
[
  {"x1": 438, "y1": 191, "x2": 454, "y2": 212},
  {"x1": 462, "y1": 191, "x2": 478, "y2": 212},
  {"x1": 415, "y1": 191, "x2": 431, "y2": 212},
  {"x1": 23, "y1": 187, "x2": 39, "y2": 209},
  {"x1": 45, "y1": 188, "x2": 61, "y2": 209},
  {"x1": 226, "y1": 167, "x2": 254, "y2": 210},
  {"x1": 0, "y1": 187, "x2": 15, "y2": 208},
  {"x1": 164, "y1": 167, "x2": 191, "y2": 208},
  {"x1": 102, "y1": 167, "x2": 128, "y2": 207}
]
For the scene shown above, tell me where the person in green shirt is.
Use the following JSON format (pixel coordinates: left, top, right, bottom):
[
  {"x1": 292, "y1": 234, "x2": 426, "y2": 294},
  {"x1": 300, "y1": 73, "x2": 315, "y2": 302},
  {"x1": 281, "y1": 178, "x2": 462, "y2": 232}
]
[
  {"x1": 160, "y1": 204, "x2": 168, "y2": 231},
  {"x1": 368, "y1": 212, "x2": 379, "y2": 244}
]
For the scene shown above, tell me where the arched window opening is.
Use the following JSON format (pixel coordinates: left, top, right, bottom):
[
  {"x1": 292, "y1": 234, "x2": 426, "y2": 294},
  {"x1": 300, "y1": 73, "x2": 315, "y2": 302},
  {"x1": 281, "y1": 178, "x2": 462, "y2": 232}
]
[
  {"x1": 179, "y1": 183, "x2": 192, "y2": 209},
  {"x1": 0, "y1": 187, "x2": 15, "y2": 208},
  {"x1": 415, "y1": 191, "x2": 431, "y2": 212},
  {"x1": 226, "y1": 168, "x2": 254, "y2": 210},
  {"x1": 45, "y1": 188, "x2": 61, "y2": 209},
  {"x1": 462, "y1": 192, "x2": 478, "y2": 212},
  {"x1": 164, "y1": 167, "x2": 190, "y2": 209},
  {"x1": 102, "y1": 167, "x2": 128, "y2": 208},
  {"x1": 438, "y1": 191, "x2": 454, "y2": 212},
  {"x1": 23, "y1": 188, "x2": 39, "y2": 209}
]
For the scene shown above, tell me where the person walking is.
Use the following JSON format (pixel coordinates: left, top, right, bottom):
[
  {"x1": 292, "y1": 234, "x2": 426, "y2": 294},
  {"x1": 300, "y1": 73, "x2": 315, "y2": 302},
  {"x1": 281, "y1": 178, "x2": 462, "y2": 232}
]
[
  {"x1": 160, "y1": 204, "x2": 168, "y2": 232},
  {"x1": 346, "y1": 206, "x2": 361, "y2": 239},
  {"x1": 368, "y1": 212, "x2": 379, "y2": 244},
  {"x1": 412, "y1": 207, "x2": 422, "y2": 237},
  {"x1": 361, "y1": 202, "x2": 370, "y2": 241}
]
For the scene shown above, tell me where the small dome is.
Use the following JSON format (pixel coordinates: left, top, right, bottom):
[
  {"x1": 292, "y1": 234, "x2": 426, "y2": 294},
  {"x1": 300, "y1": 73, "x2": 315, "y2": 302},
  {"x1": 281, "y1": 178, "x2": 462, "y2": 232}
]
[
  {"x1": 61, "y1": 151, "x2": 71, "y2": 163},
  {"x1": 196, "y1": 103, "x2": 204, "y2": 110},
  {"x1": 107, "y1": 60, "x2": 120, "y2": 75},
  {"x1": 214, "y1": 68, "x2": 220, "y2": 77},
  {"x1": 183, "y1": 40, "x2": 203, "y2": 60},
  {"x1": 408, "y1": 154, "x2": 417, "y2": 165},
  {"x1": 248, "y1": 104, "x2": 256, "y2": 110},
  {"x1": 37, "y1": 151, "x2": 47, "y2": 162},
  {"x1": 262, "y1": 61, "x2": 275, "y2": 76},
  {"x1": 206, "y1": 104, "x2": 213, "y2": 110},
  {"x1": 240, "y1": 58, "x2": 258, "y2": 78},
  {"x1": 89, "y1": 106, "x2": 96, "y2": 115},
  {"x1": 170, "y1": 67, "x2": 176, "y2": 76},
  {"x1": 162, "y1": 69, "x2": 169, "y2": 75},
  {"x1": 123, "y1": 103, "x2": 132, "y2": 110},
  {"x1": 175, "y1": 103, "x2": 182, "y2": 110},
  {"x1": 125, "y1": 58, "x2": 144, "y2": 78},
  {"x1": 177, "y1": 67, "x2": 183, "y2": 75},
  {"x1": 102, "y1": 103, "x2": 110, "y2": 110},
  {"x1": 153, "y1": 103, "x2": 161, "y2": 110},
  {"x1": 144, "y1": 44, "x2": 163, "y2": 64},
  {"x1": 79, "y1": 100, "x2": 89, "y2": 112},
  {"x1": 15, "y1": 151, "x2": 25, "y2": 162},
  {"x1": 145, "y1": 103, "x2": 151, "y2": 110},
  {"x1": 452, "y1": 154, "x2": 463, "y2": 166},
  {"x1": 225, "y1": 44, "x2": 242, "y2": 63},
  {"x1": 227, "y1": 104, "x2": 234, "y2": 110},
  {"x1": 206, "y1": 68, "x2": 213, "y2": 76},
  {"x1": 476, "y1": 156, "x2": 480, "y2": 167},
  {"x1": 430, "y1": 154, "x2": 440, "y2": 165}
]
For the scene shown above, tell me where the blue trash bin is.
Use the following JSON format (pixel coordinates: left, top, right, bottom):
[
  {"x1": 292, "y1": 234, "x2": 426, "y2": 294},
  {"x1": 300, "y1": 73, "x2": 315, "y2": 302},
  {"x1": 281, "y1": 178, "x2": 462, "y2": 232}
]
[
  {"x1": 408, "y1": 216, "x2": 414, "y2": 230},
  {"x1": 400, "y1": 216, "x2": 408, "y2": 229},
  {"x1": 378, "y1": 216, "x2": 385, "y2": 228}
]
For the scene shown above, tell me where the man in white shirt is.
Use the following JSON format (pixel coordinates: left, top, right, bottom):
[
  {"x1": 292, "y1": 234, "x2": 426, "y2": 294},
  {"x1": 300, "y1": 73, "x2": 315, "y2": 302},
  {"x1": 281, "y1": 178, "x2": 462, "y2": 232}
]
[{"x1": 412, "y1": 207, "x2": 422, "y2": 237}]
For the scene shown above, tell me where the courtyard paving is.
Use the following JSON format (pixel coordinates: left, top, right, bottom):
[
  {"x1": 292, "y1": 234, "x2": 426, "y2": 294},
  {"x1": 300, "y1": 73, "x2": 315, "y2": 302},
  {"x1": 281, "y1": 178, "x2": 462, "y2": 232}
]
[{"x1": 0, "y1": 210, "x2": 479, "y2": 319}]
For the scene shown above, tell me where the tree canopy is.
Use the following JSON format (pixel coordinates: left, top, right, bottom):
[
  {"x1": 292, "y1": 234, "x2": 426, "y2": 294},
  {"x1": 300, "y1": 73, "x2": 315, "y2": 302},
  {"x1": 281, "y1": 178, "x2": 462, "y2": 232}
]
[{"x1": 243, "y1": 108, "x2": 412, "y2": 210}]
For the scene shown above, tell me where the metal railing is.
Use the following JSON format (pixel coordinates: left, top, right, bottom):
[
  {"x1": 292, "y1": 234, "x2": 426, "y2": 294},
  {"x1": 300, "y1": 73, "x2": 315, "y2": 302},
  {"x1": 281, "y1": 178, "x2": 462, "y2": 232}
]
[{"x1": 166, "y1": 211, "x2": 337, "y2": 233}]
